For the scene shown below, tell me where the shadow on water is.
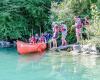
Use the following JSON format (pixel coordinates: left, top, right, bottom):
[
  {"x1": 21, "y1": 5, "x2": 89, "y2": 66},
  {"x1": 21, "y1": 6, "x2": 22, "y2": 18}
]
[{"x1": 18, "y1": 52, "x2": 46, "y2": 63}]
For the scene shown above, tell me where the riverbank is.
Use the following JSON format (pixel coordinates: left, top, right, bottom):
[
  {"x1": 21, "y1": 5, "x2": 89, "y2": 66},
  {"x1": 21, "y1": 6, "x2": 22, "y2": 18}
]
[
  {"x1": 64, "y1": 36, "x2": 100, "y2": 55},
  {"x1": 0, "y1": 41, "x2": 16, "y2": 48},
  {"x1": 49, "y1": 36, "x2": 100, "y2": 55},
  {"x1": 0, "y1": 36, "x2": 100, "y2": 55}
]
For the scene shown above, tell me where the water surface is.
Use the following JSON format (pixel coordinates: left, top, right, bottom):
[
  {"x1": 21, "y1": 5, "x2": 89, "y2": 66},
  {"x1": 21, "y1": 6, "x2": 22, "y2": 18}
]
[{"x1": 0, "y1": 48, "x2": 100, "y2": 80}]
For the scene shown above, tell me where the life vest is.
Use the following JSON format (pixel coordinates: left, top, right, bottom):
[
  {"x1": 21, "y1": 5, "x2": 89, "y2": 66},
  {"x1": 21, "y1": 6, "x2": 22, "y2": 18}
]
[
  {"x1": 60, "y1": 24, "x2": 67, "y2": 35},
  {"x1": 33, "y1": 37, "x2": 36, "y2": 43},
  {"x1": 39, "y1": 36, "x2": 45, "y2": 43},
  {"x1": 61, "y1": 25, "x2": 67, "y2": 32},
  {"x1": 53, "y1": 26, "x2": 59, "y2": 33},
  {"x1": 29, "y1": 37, "x2": 36, "y2": 43},
  {"x1": 75, "y1": 18, "x2": 82, "y2": 29}
]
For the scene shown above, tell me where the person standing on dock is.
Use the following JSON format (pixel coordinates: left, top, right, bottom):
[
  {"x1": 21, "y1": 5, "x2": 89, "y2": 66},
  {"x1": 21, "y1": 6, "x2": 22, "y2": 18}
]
[
  {"x1": 52, "y1": 23, "x2": 59, "y2": 48},
  {"x1": 60, "y1": 21, "x2": 67, "y2": 46}
]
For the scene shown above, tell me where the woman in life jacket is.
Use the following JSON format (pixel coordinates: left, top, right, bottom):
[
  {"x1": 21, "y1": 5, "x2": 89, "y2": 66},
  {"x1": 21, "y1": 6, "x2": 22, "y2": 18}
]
[
  {"x1": 60, "y1": 21, "x2": 67, "y2": 46},
  {"x1": 74, "y1": 16, "x2": 83, "y2": 43}
]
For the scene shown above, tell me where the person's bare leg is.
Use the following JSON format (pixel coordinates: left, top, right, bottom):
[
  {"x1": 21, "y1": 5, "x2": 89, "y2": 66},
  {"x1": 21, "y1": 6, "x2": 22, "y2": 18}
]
[
  {"x1": 62, "y1": 37, "x2": 64, "y2": 46},
  {"x1": 52, "y1": 39, "x2": 55, "y2": 48},
  {"x1": 55, "y1": 40, "x2": 57, "y2": 48},
  {"x1": 77, "y1": 35, "x2": 80, "y2": 43},
  {"x1": 53, "y1": 39, "x2": 57, "y2": 48},
  {"x1": 62, "y1": 40, "x2": 64, "y2": 46},
  {"x1": 64, "y1": 39, "x2": 67, "y2": 46},
  {"x1": 62, "y1": 37, "x2": 67, "y2": 46}
]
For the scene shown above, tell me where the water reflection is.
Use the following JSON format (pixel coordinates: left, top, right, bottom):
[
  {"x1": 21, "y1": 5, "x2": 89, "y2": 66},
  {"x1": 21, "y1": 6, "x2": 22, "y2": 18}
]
[
  {"x1": 16, "y1": 52, "x2": 46, "y2": 70},
  {"x1": 47, "y1": 52, "x2": 99, "y2": 80},
  {"x1": 1, "y1": 48, "x2": 100, "y2": 80},
  {"x1": 16, "y1": 50, "x2": 100, "y2": 80},
  {"x1": 78, "y1": 55, "x2": 98, "y2": 68},
  {"x1": 48, "y1": 52, "x2": 76, "y2": 80}
]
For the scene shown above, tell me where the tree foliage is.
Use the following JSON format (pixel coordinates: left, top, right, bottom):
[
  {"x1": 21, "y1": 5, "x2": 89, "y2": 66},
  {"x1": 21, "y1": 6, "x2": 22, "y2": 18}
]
[
  {"x1": 0, "y1": 0, "x2": 99, "y2": 44},
  {"x1": 0, "y1": 0, "x2": 51, "y2": 40},
  {"x1": 51, "y1": 0, "x2": 99, "y2": 43},
  {"x1": 90, "y1": 4, "x2": 100, "y2": 36}
]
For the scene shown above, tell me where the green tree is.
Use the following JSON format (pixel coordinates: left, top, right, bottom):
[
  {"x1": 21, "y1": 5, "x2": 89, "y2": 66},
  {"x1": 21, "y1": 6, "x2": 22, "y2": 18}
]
[
  {"x1": 51, "y1": 0, "x2": 100, "y2": 43},
  {"x1": 90, "y1": 4, "x2": 100, "y2": 36},
  {"x1": 0, "y1": 0, "x2": 51, "y2": 40}
]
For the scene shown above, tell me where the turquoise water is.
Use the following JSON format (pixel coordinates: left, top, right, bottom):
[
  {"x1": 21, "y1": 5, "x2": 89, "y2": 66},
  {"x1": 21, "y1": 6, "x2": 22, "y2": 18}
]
[{"x1": 0, "y1": 48, "x2": 100, "y2": 80}]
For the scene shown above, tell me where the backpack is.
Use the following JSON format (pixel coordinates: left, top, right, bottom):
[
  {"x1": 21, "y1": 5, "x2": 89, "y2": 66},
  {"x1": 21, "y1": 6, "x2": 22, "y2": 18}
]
[{"x1": 81, "y1": 18, "x2": 85, "y2": 25}]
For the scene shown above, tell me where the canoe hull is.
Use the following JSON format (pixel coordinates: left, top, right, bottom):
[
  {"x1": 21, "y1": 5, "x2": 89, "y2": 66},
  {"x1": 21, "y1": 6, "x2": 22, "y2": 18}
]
[{"x1": 17, "y1": 41, "x2": 46, "y2": 55}]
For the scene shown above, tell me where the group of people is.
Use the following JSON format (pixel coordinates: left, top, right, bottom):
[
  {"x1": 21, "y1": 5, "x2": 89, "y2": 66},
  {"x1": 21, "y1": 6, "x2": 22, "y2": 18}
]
[
  {"x1": 29, "y1": 16, "x2": 90, "y2": 49},
  {"x1": 29, "y1": 21, "x2": 68, "y2": 49},
  {"x1": 51, "y1": 16, "x2": 90, "y2": 48},
  {"x1": 29, "y1": 33, "x2": 52, "y2": 44},
  {"x1": 51, "y1": 21, "x2": 67, "y2": 48}
]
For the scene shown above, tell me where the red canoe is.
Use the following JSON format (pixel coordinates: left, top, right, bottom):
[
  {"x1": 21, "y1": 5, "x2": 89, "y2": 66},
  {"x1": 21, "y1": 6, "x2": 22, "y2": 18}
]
[{"x1": 16, "y1": 40, "x2": 46, "y2": 55}]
